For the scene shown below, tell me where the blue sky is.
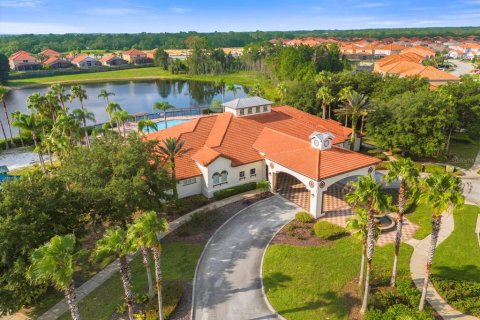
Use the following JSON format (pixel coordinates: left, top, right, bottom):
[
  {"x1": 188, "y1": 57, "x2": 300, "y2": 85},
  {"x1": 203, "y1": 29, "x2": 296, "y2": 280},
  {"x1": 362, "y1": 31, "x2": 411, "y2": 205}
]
[{"x1": 0, "y1": 0, "x2": 479, "y2": 34}]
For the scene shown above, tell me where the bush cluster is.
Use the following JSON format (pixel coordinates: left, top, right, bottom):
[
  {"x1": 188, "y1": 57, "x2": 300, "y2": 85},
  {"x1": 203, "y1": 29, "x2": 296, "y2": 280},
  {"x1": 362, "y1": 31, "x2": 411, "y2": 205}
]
[
  {"x1": 431, "y1": 276, "x2": 480, "y2": 317},
  {"x1": 175, "y1": 209, "x2": 219, "y2": 237},
  {"x1": 164, "y1": 194, "x2": 209, "y2": 216},
  {"x1": 313, "y1": 221, "x2": 346, "y2": 240},
  {"x1": 295, "y1": 211, "x2": 314, "y2": 223},
  {"x1": 213, "y1": 182, "x2": 257, "y2": 200}
]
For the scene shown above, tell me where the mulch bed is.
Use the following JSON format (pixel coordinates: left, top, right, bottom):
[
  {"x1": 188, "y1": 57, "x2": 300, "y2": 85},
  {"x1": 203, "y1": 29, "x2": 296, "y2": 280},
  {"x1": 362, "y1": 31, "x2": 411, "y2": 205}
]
[{"x1": 271, "y1": 220, "x2": 330, "y2": 247}]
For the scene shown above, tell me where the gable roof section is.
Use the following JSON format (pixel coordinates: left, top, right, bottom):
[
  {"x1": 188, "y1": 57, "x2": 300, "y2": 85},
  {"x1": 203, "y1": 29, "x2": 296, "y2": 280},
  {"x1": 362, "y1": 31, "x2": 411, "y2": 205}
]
[
  {"x1": 40, "y1": 48, "x2": 60, "y2": 57},
  {"x1": 123, "y1": 48, "x2": 146, "y2": 56},
  {"x1": 43, "y1": 56, "x2": 68, "y2": 65},
  {"x1": 10, "y1": 51, "x2": 36, "y2": 61},
  {"x1": 221, "y1": 96, "x2": 273, "y2": 109},
  {"x1": 99, "y1": 54, "x2": 124, "y2": 63}
]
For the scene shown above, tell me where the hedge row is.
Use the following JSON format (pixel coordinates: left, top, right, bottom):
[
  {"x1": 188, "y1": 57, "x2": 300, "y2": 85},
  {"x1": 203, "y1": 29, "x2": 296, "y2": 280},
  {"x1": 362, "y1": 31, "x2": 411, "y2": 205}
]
[
  {"x1": 0, "y1": 136, "x2": 34, "y2": 150},
  {"x1": 213, "y1": 182, "x2": 258, "y2": 201}
]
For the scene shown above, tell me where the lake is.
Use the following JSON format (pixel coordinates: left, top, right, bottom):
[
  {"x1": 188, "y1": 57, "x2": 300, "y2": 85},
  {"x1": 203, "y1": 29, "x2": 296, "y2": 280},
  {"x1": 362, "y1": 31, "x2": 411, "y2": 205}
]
[{"x1": 2, "y1": 80, "x2": 247, "y2": 135}]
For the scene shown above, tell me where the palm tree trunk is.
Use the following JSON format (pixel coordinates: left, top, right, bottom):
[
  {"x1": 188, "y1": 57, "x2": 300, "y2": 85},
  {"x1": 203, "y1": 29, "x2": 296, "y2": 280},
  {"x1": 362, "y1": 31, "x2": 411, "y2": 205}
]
[
  {"x1": 64, "y1": 281, "x2": 81, "y2": 320},
  {"x1": 164, "y1": 112, "x2": 168, "y2": 129},
  {"x1": 391, "y1": 181, "x2": 406, "y2": 287},
  {"x1": 142, "y1": 247, "x2": 155, "y2": 298},
  {"x1": 116, "y1": 120, "x2": 121, "y2": 135},
  {"x1": 360, "y1": 115, "x2": 365, "y2": 134},
  {"x1": 359, "y1": 238, "x2": 366, "y2": 286},
  {"x1": 32, "y1": 134, "x2": 46, "y2": 173},
  {"x1": 0, "y1": 119, "x2": 8, "y2": 150},
  {"x1": 328, "y1": 105, "x2": 331, "y2": 119},
  {"x1": 350, "y1": 115, "x2": 358, "y2": 151},
  {"x1": 419, "y1": 214, "x2": 442, "y2": 311},
  {"x1": 119, "y1": 256, "x2": 134, "y2": 320},
  {"x1": 171, "y1": 160, "x2": 178, "y2": 200},
  {"x1": 122, "y1": 122, "x2": 126, "y2": 137},
  {"x1": 322, "y1": 103, "x2": 326, "y2": 119},
  {"x1": 83, "y1": 119, "x2": 91, "y2": 149},
  {"x1": 152, "y1": 247, "x2": 163, "y2": 320},
  {"x1": 360, "y1": 210, "x2": 376, "y2": 314},
  {"x1": 345, "y1": 112, "x2": 348, "y2": 127},
  {"x1": 445, "y1": 126, "x2": 453, "y2": 155},
  {"x1": 3, "y1": 101, "x2": 14, "y2": 146}
]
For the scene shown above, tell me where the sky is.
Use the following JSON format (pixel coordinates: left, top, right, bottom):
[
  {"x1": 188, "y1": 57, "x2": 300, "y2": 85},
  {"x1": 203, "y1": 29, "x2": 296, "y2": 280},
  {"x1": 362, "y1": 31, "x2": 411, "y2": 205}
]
[{"x1": 0, "y1": 0, "x2": 479, "y2": 34}]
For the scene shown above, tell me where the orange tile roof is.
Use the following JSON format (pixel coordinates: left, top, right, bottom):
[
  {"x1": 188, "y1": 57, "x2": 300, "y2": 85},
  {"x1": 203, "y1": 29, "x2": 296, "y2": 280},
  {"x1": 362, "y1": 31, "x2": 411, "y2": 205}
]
[
  {"x1": 10, "y1": 51, "x2": 36, "y2": 61},
  {"x1": 145, "y1": 106, "x2": 369, "y2": 180},
  {"x1": 9, "y1": 50, "x2": 29, "y2": 59},
  {"x1": 400, "y1": 66, "x2": 459, "y2": 81},
  {"x1": 380, "y1": 60, "x2": 425, "y2": 74},
  {"x1": 376, "y1": 43, "x2": 406, "y2": 51},
  {"x1": 401, "y1": 45, "x2": 435, "y2": 58},
  {"x1": 123, "y1": 48, "x2": 146, "y2": 56},
  {"x1": 40, "y1": 48, "x2": 60, "y2": 57},
  {"x1": 43, "y1": 56, "x2": 68, "y2": 65},
  {"x1": 71, "y1": 54, "x2": 89, "y2": 63}
]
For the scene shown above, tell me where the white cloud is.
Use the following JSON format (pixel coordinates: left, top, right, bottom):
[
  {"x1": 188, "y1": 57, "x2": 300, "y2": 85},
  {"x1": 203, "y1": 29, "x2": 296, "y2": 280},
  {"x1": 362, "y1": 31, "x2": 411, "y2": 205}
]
[
  {"x1": 0, "y1": 22, "x2": 82, "y2": 34},
  {"x1": 85, "y1": 7, "x2": 145, "y2": 16},
  {"x1": 169, "y1": 7, "x2": 191, "y2": 14},
  {"x1": 356, "y1": 2, "x2": 388, "y2": 8},
  {"x1": 0, "y1": 0, "x2": 42, "y2": 8}
]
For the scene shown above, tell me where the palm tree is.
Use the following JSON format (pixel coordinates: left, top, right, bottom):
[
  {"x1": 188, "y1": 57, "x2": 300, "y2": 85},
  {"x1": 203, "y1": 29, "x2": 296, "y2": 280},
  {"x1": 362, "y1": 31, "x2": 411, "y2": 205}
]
[
  {"x1": 128, "y1": 211, "x2": 169, "y2": 319},
  {"x1": 94, "y1": 227, "x2": 135, "y2": 320},
  {"x1": 226, "y1": 83, "x2": 238, "y2": 98},
  {"x1": 112, "y1": 110, "x2": 134, "y2": 137},
  {"x1": 54, "y1": 110, "x2": 80, "y2": 144},
  {"x1": 70, "y1": 85, "x2": 88, "y2": 111},
  {"x1": 346, "y1": 175, "x2": 388, "y2": 314},
  {"x1": 383, "y1": 158, "x2": 420, "y2": 287},
  {"x1": 215, "y1": 78, "x2": 226, "y2": 102},
  {"x1": 50, "y1": 84, "x2": 70, "y2": 111},
  {"x1": 276, "y1": 82, "x2": 287, "y2": 104},
  {"x1": 417, "y1": 173, "x2": 464, "y2": 311},
  {"x1": 0, "y1": 86, "x2": 14, "y2": 146},
  {"x1": 106, "y1": 101, "x2": 123, "y2": 132},
  {"x1": 347, "y1": 207, "x2": 379, "y2": 287},
  {"x1": 336, "y1": 86, "x2": 353, "y2": 126},
  {"x1": 316, "y1": 86, "x2": 335, "y2": 119},
  {"x1": 137, "y1": 119, "x2": 158, "y2": 134},
  {"x1": 249, "y1": 83, "x2": 265, "y2": 97},
  {"x1": 335, "y1": 91, "x2": 370, "y2": 150},
  {"x1": 98, "y1": 88, "x2": 115, "y2": 105},
  {"x1": 13, "y1": 113, "x2": 46, "y2": 173},
  {"x1": 71, "y1": 108, "x2": 96, "y2": 148},
  {"x1": 11, "y1": 111, "x2": 25, "y2": 146},
  {"x1": 156, "y1": 137, "x2": 189, "y2": 200},
  {"x1": 27, "y1": 234, "x2": 81, "y2": 320},
  {"x1": 153, "y1": 102, "x2": 175, "y2": 129}
]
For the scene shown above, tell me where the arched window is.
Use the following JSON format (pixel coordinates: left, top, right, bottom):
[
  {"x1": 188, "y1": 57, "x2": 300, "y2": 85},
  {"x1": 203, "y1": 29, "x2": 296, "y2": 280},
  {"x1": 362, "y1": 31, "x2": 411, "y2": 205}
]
[
  {"x1": 220, "y1": 170, "x2": 228, "y2": 183},
  {"x1": 212, "y1": 172, "x2": 220, "y2": 185}
]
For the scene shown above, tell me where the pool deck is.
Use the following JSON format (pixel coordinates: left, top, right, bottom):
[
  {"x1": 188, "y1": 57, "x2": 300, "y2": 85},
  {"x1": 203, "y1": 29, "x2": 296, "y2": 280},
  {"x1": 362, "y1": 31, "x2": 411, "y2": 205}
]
[{"x1": 122, "y1": 114, "x2": 204, "y2": 134}]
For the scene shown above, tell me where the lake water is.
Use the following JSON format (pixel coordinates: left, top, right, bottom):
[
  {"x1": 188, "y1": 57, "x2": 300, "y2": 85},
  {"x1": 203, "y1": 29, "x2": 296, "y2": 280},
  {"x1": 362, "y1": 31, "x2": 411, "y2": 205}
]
[{"x1": 2, "y1": 80, "x2": 246, "y2": 135}]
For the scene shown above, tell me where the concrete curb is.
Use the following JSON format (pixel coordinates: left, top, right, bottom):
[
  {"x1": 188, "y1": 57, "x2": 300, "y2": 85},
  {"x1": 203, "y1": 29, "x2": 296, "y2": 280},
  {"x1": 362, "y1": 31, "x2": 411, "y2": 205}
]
[{"x1": 190, "y1": 194, "x2": 279, "y2": 320}]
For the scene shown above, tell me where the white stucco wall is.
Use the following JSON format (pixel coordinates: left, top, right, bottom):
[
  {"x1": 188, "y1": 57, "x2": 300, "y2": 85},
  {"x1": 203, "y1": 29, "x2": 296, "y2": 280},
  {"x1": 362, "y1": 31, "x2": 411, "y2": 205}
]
[
  {"x1": 177, "y1": 176, "x2": 203, "y2": 198},
  {"x1": 224, "y1": 105, "x2": 271, "y2": 117}
]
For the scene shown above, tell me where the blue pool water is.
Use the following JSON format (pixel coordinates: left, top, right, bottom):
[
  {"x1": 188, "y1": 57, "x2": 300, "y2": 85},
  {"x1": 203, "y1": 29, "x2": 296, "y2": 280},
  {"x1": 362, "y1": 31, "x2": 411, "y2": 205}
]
[{"x1": 144, "y1": 119, "x2": 190, "y2": 133}]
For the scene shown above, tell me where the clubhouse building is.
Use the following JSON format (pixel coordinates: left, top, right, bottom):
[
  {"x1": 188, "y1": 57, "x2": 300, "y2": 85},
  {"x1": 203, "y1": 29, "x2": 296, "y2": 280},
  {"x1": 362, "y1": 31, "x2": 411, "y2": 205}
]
[{"x1": 147, "y1": 97, "x2": 380, "y2": 218}]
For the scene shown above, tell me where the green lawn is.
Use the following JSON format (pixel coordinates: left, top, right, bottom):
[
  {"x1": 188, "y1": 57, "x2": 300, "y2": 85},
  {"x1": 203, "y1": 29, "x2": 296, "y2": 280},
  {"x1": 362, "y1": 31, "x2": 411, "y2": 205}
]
[
  {"x1": 430, "y1": 205, "x2": 480, "y2": 317},
  {"x1": 54, "y1": 242, "x2": 203, "y2": 320},
  {"x1": 447, "y1": 136, "x2": 480, "y2": 170},
  {"x1": 263, "y1": 238, "x2": 414, "y2": 320},
  {"x1": 406, "y1": 203, "x2": 432, "y2": 240}
]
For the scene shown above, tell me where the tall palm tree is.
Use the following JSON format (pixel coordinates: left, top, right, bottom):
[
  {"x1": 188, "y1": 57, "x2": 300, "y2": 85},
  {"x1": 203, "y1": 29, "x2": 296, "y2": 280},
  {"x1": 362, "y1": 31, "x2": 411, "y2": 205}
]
[
  {"x1": 49, "y1": 84, "x2": 70, "y2": 111},
  {"x1": 11, "y1": 111, "x2": 25, "y2": 146},
  {"x1": 226, "y1": 83, "x2": 238, "y2": 98},
  {"x1": 128, "y1": 211, "x2": 169, "y2": 320},
  {"x1": 106, "y1": 101, "x2": 123, "y2": 132},
  {"x1": 137, "y1": 119, "x2": 158, "y2": 134},
  {"x1": 347, "y1": 207, "x2": 379, "y2": 287},
  {"x1": 54, "y1": 110, "x2": 80, "y2": 144},
  {"x1": 98, "y1": 88, "x2": 115, "y2": 105},
  {"x1": 417, "y1": 173, "x2": 464, "y2": 311},
  {"x1": 28, "y1": 235, "x2": 81, "y2": 320},
  {"x1": 215, "y1": 78, "x2": 226, "y2": 103},
  {"x1": 383, "y1": 158, "x2": 420, "y2": 287},
  {"x1": 70, "y1": 85, "x2": 88, "y2": 111},
  {"x1": 249, "y1": 83, "x2": 265, "y2": 97},
  {"x1": 71, "y1": 108, "x2": 96, "y2": 148},
  {"x1": 94, "y1": 228, "x2": 135, "y2": 320},
  {"x1": 335, "y1": 91, "x2": 370, "y2": 150},
  {"x1": 346, "y1": 175, "x2": 388, "y2": 314},
  {"x1": 316, "y1": 86, "x2": 335, "y2": 119},
  {"x1": 156, "y1": 137, "x2": 189, "y2": 200},
  {"x1": 153, "y1": 102, "x2": 175, "y2": 129},
  {"x1": 276, "y1": 82, "x2": 287, "y2": 104},
  {"x1": 0, "y1": 118, "x2": 8, "y2": 150},
  {"x1": 112, "y1": 110, "x2": 134, "y2": 137},
  {"x1": 0, "y1": 86, "x2": 14, "y2": 146},
  {"x1": 336, "y1": 86, "x2": 353, "y2": 126},
  {"x1": 13, "y1": 113, "x2": 46, "y2": 173}
]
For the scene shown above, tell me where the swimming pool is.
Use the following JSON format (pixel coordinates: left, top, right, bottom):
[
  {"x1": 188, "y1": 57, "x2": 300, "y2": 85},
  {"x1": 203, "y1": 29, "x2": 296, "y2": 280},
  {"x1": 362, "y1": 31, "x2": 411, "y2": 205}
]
[{"x1": 144, "y1": 119, "x2": 191, "y2": 133}]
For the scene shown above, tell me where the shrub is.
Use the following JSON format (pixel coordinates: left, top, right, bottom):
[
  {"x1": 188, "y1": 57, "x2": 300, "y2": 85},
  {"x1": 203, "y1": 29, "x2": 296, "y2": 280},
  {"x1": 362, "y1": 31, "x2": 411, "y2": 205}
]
[
  {"x1": 144, "y1": 281, "x2": 184, "y2": 320},
  {"x1": 256, "y1": 180, "x2": 271, "y2": 193},
  {"x1": 432, "y1": 276, "x2": 480, "y2": 317},
  {"x1": 365, "y1": 304, "x2": 434, "y2": 320},
  {"x1": 313, "y1": 221, "x2": 346, "y2": 240},
  {"x1": 175, "y1": 209, "x2": 219, "y2": 237},
  {"x1": 375, "y1": 161, "x2": 390, "y2": 170},
  {"x1": 295, "y1": 211, "x2": 314, "y2": 223},
  {"x1": 213, "y1": 182, "x2": 257, "y2": 200},
  {"x1": 375, "y1": 153, "x2": 389, "y2": 161},
  {"x1": 423, "y1": 163, "x2": 446, "y2": 174},
  {"x1": 367, "y1": 148, "x2": 383, "y2": 155},
  {"x1": 165, "y1": 194, "x2": 209, "y2": 216}
]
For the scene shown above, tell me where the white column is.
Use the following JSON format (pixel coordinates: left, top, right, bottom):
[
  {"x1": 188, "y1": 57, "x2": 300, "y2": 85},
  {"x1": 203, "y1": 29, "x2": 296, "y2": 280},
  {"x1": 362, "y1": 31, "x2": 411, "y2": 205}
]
[{"x1": 309, "y1": 186, "x2": 324, "y2": 218}]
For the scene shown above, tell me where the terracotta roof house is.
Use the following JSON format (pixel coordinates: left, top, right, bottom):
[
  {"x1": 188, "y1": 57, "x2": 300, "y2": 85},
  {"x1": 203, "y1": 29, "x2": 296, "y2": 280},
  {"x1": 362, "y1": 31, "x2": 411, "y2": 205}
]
[
  {"x1": 145, "y1": 48, "x2": 157, "y2": 60},
  {"x1": 8, "y1": 51, "x2": 42, "y2": 71},
  {"x1": 99, "y1": 54, "x2": 127, "y2": 66},
  {"x1": 122, "y1": 48, "x2": 151, "y2": 64},
  {"x1": 43, "y1": 56, "x2": 71, "y2": 69},
  {"x1": 146, "y1": 97, "x2": 379, "y2": 218},
  {"x1": 39, "y1": 48, "x2": 60, "y2": 57},
  {"x1": 401, "y1": 45, "x2": 436, "y2": 58},
  {"x1": 374, "y1": 43, "x2": 406, "y2": 57},
  {"x1": 71, "y1": 54, "x2": 101, "y2": 68}
]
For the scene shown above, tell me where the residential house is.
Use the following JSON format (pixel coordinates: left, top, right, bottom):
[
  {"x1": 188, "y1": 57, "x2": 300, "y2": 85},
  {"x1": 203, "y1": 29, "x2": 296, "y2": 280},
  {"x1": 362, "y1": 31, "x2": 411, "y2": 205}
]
[
  {"x1": 145, "y1": 97, "x2": 377, "y2": 218},
  {"x1": 374, "y1": 43, "x2": 406, "y2": 57},
  {"x1": 43, "y1": 56, "x2": 71, "y2": 69},
  {"x1": 99, "y1": 54, "x2": 127, "y2": 66},
  {"x1": 122, "y1": 48, "x2": 150, "y2": 64},
  {"x1": 39, "y1": 48, "x2": 60, "y2": 57},
  {"x1": 401, "y1": 45, "x2": 436, "y2": 58},
  {"x1": 8, "y1": 51, "x2": 42, "y2": 71},
  {"x1": 71, "y1": 54, "x2": 101, "y2": 68}
]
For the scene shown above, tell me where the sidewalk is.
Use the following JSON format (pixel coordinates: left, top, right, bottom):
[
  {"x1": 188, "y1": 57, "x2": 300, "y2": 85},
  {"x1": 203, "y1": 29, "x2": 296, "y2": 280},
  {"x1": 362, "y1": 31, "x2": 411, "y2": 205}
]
[
  {"x1": 34, "y1": 189, "x2": 263, "y2": 320},
  {"x1": 406, "y1": 214, "x2": 479, "y2": 320}
]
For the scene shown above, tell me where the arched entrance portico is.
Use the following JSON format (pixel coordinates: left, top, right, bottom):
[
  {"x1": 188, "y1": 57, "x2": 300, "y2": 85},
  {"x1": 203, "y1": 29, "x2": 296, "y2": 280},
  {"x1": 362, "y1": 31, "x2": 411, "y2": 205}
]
[{"x1": 275, "y1": 172, "x2": 310, "y2": 211}]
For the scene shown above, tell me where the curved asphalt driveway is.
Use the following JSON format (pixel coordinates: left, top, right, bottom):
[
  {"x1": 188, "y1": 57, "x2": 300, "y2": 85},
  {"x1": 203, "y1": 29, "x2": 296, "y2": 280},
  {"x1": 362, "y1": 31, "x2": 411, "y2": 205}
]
[{"x1": 192, "y1": 195, "x2": 299, "y2": 320}]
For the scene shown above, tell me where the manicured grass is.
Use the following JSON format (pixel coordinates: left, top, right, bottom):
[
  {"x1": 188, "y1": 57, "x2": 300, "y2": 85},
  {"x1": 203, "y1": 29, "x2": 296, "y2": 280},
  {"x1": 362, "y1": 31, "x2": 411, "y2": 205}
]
[
  {"x1": 431, "y1": 205, "x2": 480, "y2": 316},
  {"x1": 263, "y1": 238, "x2": 414, "y2": 320},
  {"x1": 447, "y1": 136, "x2": 480, "y2": 170},
  {"x1": 406, "y1": 203, "x2": 432, "y2": 240},
  {"x1": 56, "y1": 242, "x2": 203, "y2": 320},
  {"x1": 10, "y1": 160, "x2": 61, "y2": 176}
]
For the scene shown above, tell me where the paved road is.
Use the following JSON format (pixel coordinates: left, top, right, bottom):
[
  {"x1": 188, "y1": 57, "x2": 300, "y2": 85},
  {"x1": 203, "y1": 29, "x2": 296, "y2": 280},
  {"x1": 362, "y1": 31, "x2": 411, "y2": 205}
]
[
  {"x1": 462, "y1": 149, "x2": 480, "y2": 206},
  {"x1": 192, "y1": 196, "x2": 298, "y2": 320},
  {"x1": 450, "y1": 59, "x2": 474, "y2": 77}
]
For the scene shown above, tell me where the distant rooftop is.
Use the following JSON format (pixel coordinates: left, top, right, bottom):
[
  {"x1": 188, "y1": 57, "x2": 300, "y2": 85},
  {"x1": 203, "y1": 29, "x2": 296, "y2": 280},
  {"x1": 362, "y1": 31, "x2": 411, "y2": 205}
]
[{"x1": 221, "y1": 96, "x2": 273, "y2": 110}]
